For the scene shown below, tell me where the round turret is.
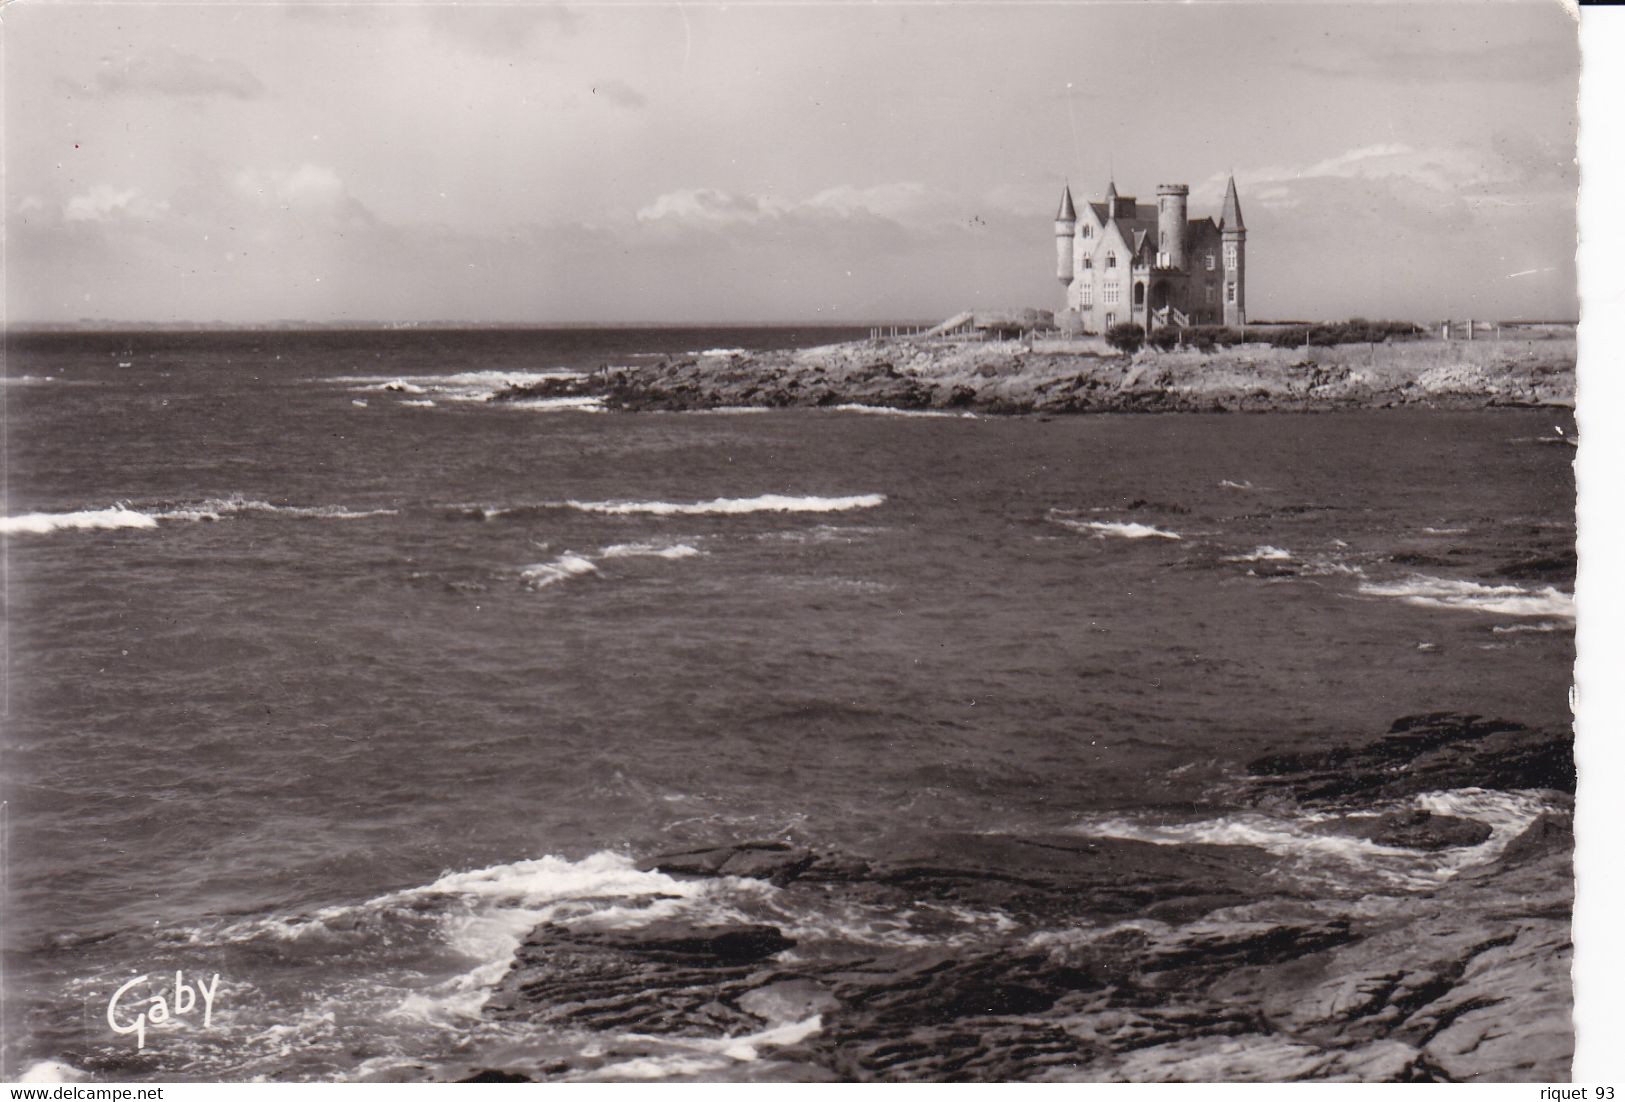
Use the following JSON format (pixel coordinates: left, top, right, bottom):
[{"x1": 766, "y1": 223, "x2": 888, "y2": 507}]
[{"x1": 1156, "y1": 184, "x2": 1189, "y2": 271}]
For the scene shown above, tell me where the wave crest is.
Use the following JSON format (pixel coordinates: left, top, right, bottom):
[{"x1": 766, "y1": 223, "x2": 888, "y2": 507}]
[
  {"x1": 1, "y1": 507, "x2": 158, "y2": 535},
  {"x1": 1358, "y1": 574, "x2": 1575, "y2": 619},
  {"x1": 565, "y1": 493, "x2": 885, "y2": 516},
  {"x1": 1051, "y1": 516, "x2": 1182, "y2": 540}
]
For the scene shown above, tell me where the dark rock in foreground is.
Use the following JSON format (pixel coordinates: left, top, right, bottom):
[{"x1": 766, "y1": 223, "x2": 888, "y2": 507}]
[
  {"x1": 476, "y1": 713, "x2": 1571, "y2": 1082},
  {"x1": 1246, "y1": 712, "x2": 1575, "y2": 800},
  {"x1": 1312, "y1": 810, "x2": 1493, "y2": 851}
]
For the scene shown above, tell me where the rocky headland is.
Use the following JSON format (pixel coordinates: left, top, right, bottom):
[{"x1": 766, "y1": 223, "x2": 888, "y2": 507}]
[
  {"x1": 493, "y1": 336, "x2": 1575, "y2": 415},
  {"x1": 431, "y1": 712, "x2": 1573, "y2": 1083}
]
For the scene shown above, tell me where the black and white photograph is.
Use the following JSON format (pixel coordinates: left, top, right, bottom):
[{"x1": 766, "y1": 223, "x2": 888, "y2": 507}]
[{"x1": 1, "y1": 0, "x2": 1608, "y2": 1085}]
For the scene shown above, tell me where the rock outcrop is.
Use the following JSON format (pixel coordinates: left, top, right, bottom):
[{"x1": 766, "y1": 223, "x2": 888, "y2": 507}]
[
  {"x1": 473, "y1": 713, "x2": 1572, "y2": 1082},
  {"x1": 490, "y1": 338, "x2": 1575, "y2": 415}
]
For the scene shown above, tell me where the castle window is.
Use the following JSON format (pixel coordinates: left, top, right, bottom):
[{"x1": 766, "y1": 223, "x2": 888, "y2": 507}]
[
  {"x1": 1083, "y1": 256, "x2": 1092, "y2": 270},
  {"x1": 1133, "y1": 283, "x2": 1145, "y2": 307},
  {"x1": 1104, "y1": 283, "x2": 1120, "y2": 305},
  {"x1": 1159, "y1": 230, "x2": 1168, "y2": 250},
  {"x1": 1082, "y1": 224, "x2": 1093, "y2": 239},
  {"x1": 1080, "y1": 284, "x2": 1093, "y2": 307},
  {"x1": 1224, "y1": 244, "x2": 1238, "y2": 270},
  {"x1": 1226, "y1": 282, "x2": 1237, "y2": 303},
  {"x1": 1206, "y1": 254, "x2": 1216, "y2": 271},
  {"x1": 1205, "y1": 285, "x2": 1215, "y2": 304},
  {"x1": 1105, "y1": 312, "x2": 1117, "y2": 328},
  {"x1": 1105, "y1": 251, "x2": 1117, "y2": 269}
]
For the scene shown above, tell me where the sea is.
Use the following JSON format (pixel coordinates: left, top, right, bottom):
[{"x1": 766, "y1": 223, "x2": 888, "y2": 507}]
[{"x1": 1, "y1": 327, "x2": 1577, "y2": 1082}]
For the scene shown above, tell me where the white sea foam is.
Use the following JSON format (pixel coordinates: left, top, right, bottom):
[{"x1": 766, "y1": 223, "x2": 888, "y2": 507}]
[
  {"x1": 694, "y1": 347, "x2": 750, "y2": 357},
  {"x1": 607, "y1": 1015, "x2": 826, "y2": 1076},
  {"x1": 1358, "y1": 574, "x2": 1575, "y2": 619},
  {"x1": 565, "y1": 493, "x2": 886, "y2": 517},
  {"x1": 520, "y1": 553, "x2": 599, "y2": 589},
  {"x1": 1069, "y1": 788, "x2": 1549, "y2": 891},
  {"x1": 213, "y1": 850, "x2": 776, "y2": 1032},
  {"x1": 2, "y1": 499, "x2": 392, "y2": 535},
  {"x1": 681, "y1": 406, "x2": 773, "y2": 415},
  {"x1": 157, "y1": 498, "x2": 399, "y2": 523},
  {"x1": 333, "y1": 369, "x2": 586, "y2": 403},
  {"x1": 16, "y1": 1060, "x2": 87, "y2": 1083},
  {"x1": 828, "y1": 404, "x2": 974, "y2": 419},
  {"x1": 1491, "y1": 621, "x2": 1567, "y2": 634},
  {"x1": 1300, "y1": 557, "x2": 1366, "y2": 577},
  {"x1": 1, "y1": 506, "x2": 159, "y2": 535},
  {"x1": 1052, "y1": 518, "x2": 1182, "y2": 540},
  {"x1": 1421, "y1": 526, "x2": 1470, "y2": 536},
  {"x1": 400, "y1": 399, "x2": 437, "y2": 408},
  {"x1": 1224, "y1": 545, "x2": 1292, "y2": 563},
  {"x1": 599, "y1": 541, "x2": 703, "y2": 560},
  {"x1": 500, "y1": 396, "x2": 605, "y2": 413},
  {"x1": 1218, "y1": 479, "x2": 1256, "y2": 490},
  {"x1": 351, "y1": 399, "x2": 370, "y2": 408}
]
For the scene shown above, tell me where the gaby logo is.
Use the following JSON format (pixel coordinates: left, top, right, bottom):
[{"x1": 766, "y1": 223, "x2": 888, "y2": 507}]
[{"x1": 106, "y1": 971, "x2": 221, "y2": 1049}]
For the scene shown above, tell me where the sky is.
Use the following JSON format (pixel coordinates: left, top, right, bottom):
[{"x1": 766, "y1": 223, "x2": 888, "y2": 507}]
[{"x1": 4, "y1": 0, "x2": 1581, "y2": 324}]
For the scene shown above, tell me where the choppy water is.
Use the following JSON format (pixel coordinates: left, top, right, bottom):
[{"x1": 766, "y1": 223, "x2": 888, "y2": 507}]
[{"x1": 2, "y1": 328, "x2": 1575, "y2": 1081}]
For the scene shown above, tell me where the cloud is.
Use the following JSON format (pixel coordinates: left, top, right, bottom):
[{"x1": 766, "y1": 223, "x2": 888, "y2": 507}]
[
  {"x1": 592, "y1": 79, "x2": 647, "y2": 109},
  {"x1": 636, "y1": 187, "x2": 775, "y2": 226},
  {"x1": 635, "y1": 182, "x2": 998, "y2": 233},
  {"x1": 1204, "y1": 142, "x2": 1573, "y2": 222},
  {"x1": 63, "y1": 47, "x2": 264, "y2": 100},
  {"x1": 1295, "y1": 33, "x2": 1577, "y2": 86},
  {"x1": 233, "y1": 165, "x2": 376, "y2": 226},
  {"x1": 63, "y1": 185, "x2": 169, "y2": 224}
]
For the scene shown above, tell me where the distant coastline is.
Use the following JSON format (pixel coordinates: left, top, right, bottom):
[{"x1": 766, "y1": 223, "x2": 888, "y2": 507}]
[{"x1": 492, "y1": 334, "x2": 1577, "y2": 416}]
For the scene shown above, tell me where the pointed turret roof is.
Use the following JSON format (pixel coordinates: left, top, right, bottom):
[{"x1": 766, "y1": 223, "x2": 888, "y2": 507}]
[
  {"x1": 1056, "y1": 185, "x2": 1076, "y2": 222},
  {"x1": 1221, "y1": 176, "x2": 1245, "y2": 232},
  {"x1": 1105, "y1": 179, "x2": 1119, "y2": 201}
]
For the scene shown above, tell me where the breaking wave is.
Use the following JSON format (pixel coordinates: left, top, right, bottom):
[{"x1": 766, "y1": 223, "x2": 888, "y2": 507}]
[
  {"x1": 181, "y1": 850, "x2": 787, "y2": 1072},
  {"x1": 1491, "y1": 621, "x2": 1567, "y2": 634},
  {"x1": 599, "y1": 541, "x2": 703, "y2": 560},
  {"x1": 1358, "y1": 574, "x2": 1575, "y2": 619},
  {"x1": 498, "y1": 396, "x2": 605, "y2": 413},
  {"x1": 520, "y1": 539, "x2": 705, "y2": 590},
  {"x1": 1068, "y1": 788, "x2": 1550, "y2": 892},
  {"x1": 3, "y1": 498, "x2": 398, "y2": 535},
  {"x1": 1224, "y1": 545, "x2": 1293, "y2": 563},
  {"x1": 332, "y1": 370, "x2": 586, "y2": 403},
  {"x1": 156, "y1": 498, "x2": 399, "y2": 523},
  {"x1": 520, "y1": 554, "x2": 599, "y2": 590},
  {"x1": 1, "y1": 506, "x2": 158, "y2": 535},
  {"x1": 827, "y1": 405, "x2": 974, "y2": 419},
  {"x1": 564, "y1": 494, "x2": 885, "y2": 517},
  {"x1": 1051, "y1": 517, "x2": 1182, "y2": 540}
]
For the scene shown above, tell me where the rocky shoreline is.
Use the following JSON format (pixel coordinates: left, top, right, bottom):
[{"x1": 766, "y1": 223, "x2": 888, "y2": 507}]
[
  {"x1": 493, "y1": 336, "x2": 1576, "y2": 415},
  {"x1": 419, "y1": 712, "x2": 1574, "y2": 1083}
]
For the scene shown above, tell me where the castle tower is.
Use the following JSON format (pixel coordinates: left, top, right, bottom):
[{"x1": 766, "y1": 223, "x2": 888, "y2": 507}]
[
  {"x1": 1054, "y1": 185, "x2": 1077, "y2": 285},
  {"x1": 1156, "y1": 184, "x2": 1189, "y2": 270},
  {"x1": 1220, "y1": 176, "x2": 1247, "y2": 327}
]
